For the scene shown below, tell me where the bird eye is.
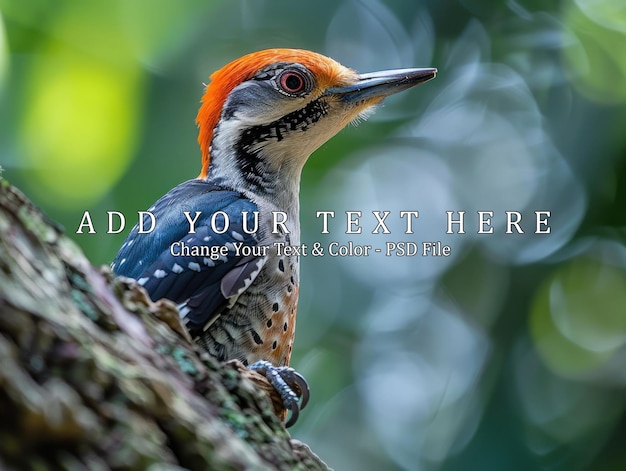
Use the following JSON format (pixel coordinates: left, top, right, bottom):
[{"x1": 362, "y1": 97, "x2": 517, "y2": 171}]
[{"x1": 278, "y1": 71, "x2": 307, "y2": 95}]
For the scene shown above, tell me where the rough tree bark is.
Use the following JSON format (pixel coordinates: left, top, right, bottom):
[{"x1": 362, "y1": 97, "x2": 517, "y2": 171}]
[{"x1": 0, "y1": 178, "x2": 329, "y2": 471}]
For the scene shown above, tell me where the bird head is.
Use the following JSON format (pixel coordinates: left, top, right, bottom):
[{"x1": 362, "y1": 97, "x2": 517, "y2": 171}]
[{"x1": 196, "y1": 48, "x2": 436, "y2": 186}]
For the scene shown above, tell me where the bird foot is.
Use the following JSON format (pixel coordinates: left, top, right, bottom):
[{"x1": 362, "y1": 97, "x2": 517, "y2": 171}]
[{"x1": 248, "y1": 360, "x2": 310, "y2": 427}]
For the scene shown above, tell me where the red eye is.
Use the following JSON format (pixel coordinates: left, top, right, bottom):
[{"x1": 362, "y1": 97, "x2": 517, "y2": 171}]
[{"x1": 279, "y1": 71, "x2": 306, "y2": 94}]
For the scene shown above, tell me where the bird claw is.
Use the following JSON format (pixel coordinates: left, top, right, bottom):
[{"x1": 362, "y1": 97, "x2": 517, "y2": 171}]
[{"x1": 248, "y1": 360, "x2": 310, "y2": 427}]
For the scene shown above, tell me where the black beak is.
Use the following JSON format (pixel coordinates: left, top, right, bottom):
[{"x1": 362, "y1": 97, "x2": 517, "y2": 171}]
[{"x1": 325, "y1": 67, "x2": 437, "y2": 103}]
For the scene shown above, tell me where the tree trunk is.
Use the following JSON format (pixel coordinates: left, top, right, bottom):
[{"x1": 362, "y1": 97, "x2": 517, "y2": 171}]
[{"x1": 0, "y1": 178, "x2": 329, "y2": 471}]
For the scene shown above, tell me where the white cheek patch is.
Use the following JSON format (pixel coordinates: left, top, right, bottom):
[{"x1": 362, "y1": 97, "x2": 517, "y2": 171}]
[{"x1": 225, "y1": 82, "x2": 307, "y2": 126}]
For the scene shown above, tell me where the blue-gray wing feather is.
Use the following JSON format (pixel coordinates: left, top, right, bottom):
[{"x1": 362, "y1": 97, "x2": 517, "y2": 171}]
[{"x1": 112, "y1": 179, "x2": 265, "y2": 336}]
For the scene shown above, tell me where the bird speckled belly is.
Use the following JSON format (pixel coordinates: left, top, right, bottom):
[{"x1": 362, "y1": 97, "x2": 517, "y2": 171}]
[{"x1": 197, "y1": 248, "x2": 299, "y2": 367}]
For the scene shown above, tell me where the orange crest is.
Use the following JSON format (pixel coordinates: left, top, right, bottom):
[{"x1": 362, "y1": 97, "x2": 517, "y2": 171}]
[{"x1": 196, "y1": 48, "x2": 354, "y2": 178}]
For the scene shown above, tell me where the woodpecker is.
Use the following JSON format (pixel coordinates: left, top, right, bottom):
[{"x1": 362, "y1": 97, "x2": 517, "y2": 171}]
[{"x1": 113, "y1": 48, "x2": 436, "y2": 426}]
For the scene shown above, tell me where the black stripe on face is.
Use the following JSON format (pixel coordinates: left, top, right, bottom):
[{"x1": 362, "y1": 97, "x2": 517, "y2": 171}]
[
  {"x1": 230, "y1": 98, "x2": 330, "y2": 191},
  {"x1": 238, "y1": 98, "x2": 330, "y2": 148}
]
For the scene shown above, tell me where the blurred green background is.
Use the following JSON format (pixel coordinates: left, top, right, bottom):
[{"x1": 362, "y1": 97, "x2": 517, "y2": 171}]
[{"x1": 2, "y1": 0, "x2": 626, "y2": 469}]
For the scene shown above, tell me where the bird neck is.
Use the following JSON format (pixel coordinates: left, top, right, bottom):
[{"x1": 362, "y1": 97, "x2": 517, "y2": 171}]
[
  {"x1": 205, "y1": 142, "x2": 305, "y2": 221},
  {"x1": 203, "y1": 114, "x2": 314, "y2": 222}
]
